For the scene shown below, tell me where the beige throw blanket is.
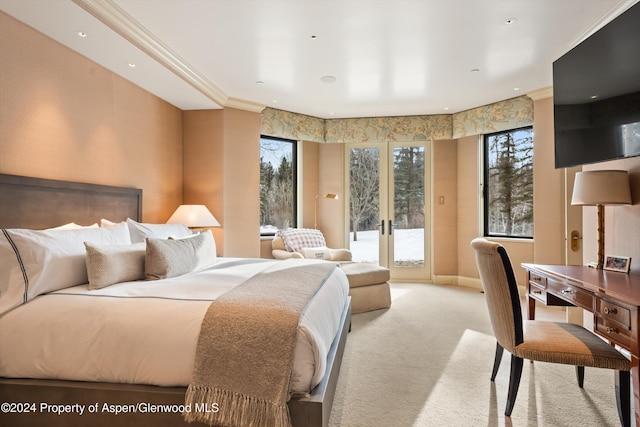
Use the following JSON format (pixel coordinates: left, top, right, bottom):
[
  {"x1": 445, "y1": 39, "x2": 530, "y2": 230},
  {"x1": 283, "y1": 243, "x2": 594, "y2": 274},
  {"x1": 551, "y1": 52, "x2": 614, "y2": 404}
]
[{"x1": 184, "y1": 260, "x2": 337, "y2": 427}]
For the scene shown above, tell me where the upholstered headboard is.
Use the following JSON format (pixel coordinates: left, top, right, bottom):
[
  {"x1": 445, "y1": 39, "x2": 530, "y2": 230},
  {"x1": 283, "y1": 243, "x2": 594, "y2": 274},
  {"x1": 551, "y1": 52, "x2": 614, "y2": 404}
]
[{"x1": 0, "y1": 174, "x2": 142, "y2": 229}]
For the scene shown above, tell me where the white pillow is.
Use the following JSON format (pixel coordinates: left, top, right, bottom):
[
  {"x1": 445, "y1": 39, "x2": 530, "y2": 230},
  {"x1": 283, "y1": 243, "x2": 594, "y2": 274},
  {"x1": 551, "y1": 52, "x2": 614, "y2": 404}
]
[
  {"x1": 0, "y1": 222, "x2": 131, "y2": 315},
  {"x1": 126, "y1": 218, "x2": 192, "y2": 243},
  {"x1": 300, "y1": 246, "x2": 332, "y2": 260},
  {"x1": 280, "y1": 228, "x2": 327, "y2": 252},
  {"x1": 48, "y1": 222, "x2": 99, "y2": 230},
  {"x1": 85, "y1": 242, "x2": 146, "y2": 289},
  {"x1": 145, "y1": 230, "x2": 216, "y2": 280}
]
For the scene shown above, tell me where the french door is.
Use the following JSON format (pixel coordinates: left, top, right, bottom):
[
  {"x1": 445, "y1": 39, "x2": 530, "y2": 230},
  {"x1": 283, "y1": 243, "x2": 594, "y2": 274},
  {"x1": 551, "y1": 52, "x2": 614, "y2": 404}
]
[{"x1": 345, "y1": 141, "x2": 431, "y2": 281}]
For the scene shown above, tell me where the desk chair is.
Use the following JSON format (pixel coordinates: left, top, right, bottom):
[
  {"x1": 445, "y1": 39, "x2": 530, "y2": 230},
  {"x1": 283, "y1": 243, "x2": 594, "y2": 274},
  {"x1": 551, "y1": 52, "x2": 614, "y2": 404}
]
[{"x1": 471, "y1": 238, "x2": 631, "y2": 426}]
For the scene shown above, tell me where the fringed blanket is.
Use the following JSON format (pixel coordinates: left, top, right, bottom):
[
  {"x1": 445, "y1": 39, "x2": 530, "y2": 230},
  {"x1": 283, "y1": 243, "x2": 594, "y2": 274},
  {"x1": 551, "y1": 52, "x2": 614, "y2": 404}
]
[{"x1": 184, "y1": 260, "x2": 337, "y2": 427}]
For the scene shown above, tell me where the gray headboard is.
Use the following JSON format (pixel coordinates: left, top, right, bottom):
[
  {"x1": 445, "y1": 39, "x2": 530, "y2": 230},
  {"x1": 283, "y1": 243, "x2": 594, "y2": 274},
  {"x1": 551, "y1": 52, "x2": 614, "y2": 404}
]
[{"x1": 0, "y1": 174, "x2": 142, "y2": 229}]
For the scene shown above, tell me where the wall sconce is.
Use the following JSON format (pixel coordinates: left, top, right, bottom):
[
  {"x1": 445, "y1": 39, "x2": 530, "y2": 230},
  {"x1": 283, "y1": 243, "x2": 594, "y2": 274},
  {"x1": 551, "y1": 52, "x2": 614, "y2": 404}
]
[
  {"x1": 571, "y1": 170, "x2": 631, "y2": 269},
  {"x1": 167, "y1": 204, "x2": 220, "y2": 230},
  {"x1": 315, "y1": 193, "x2": 339, "y2": 229}
]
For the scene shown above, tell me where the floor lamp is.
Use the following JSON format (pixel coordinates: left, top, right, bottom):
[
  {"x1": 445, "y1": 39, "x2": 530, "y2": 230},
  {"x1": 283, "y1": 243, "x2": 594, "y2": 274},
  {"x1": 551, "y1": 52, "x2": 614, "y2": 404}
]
[
  {"x1": 315, "y1": 193, "x2": 339, "y2": 229},
  {"x1": 571, "y1": 170, "x2": 631, "y2": 269}
]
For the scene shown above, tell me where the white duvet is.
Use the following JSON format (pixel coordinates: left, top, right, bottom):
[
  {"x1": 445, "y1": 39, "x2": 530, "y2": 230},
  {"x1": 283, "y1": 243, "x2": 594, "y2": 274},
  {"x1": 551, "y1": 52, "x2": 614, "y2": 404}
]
[{"x1": 0, "y1": 258, "x2": 349, "y2": 394}]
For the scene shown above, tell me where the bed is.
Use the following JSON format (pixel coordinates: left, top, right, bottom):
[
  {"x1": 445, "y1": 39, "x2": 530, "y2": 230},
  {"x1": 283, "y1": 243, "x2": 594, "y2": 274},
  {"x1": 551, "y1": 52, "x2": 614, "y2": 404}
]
[{"x1": 0, "y1": 173, "x2": 351, "y2": 427}]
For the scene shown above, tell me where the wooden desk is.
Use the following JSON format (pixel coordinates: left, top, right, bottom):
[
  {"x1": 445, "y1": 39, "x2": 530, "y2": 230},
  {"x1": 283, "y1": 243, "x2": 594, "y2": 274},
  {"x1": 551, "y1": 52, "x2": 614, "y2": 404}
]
[{"x1": 522, "y1": 263, "x2": 640, "y2": 425}]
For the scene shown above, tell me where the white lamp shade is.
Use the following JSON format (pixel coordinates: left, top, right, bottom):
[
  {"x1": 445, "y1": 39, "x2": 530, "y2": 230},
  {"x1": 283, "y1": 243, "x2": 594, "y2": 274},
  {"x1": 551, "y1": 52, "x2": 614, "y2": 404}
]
[
  {"x1": 167, "y1": 205, "x2": 220, "y2": 227},
  {"x1": 571, "y1": 170, "x2": 632, "y2": 206}
]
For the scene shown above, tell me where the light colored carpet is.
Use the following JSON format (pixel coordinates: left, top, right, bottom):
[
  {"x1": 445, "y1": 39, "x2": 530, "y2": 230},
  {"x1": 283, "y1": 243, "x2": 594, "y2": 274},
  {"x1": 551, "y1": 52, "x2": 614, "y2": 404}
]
[{"x1": 328, "y1": 282, "x2": 632, "y2": 427}]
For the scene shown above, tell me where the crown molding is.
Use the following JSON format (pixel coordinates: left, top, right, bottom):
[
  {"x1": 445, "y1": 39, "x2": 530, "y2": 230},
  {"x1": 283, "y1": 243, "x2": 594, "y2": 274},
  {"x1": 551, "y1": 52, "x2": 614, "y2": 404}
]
[
  {"x1": 570, "y1": 0, "x2": 639, "y2": 48},
  {"x1": 72, "y1": 0, "x2": 227, "y2": 108},
  {"x1": 527, "y1": 86, "x2": 553, "y2": 101},
  {"x1": 225, "y1": 97, "x2": 267, "y2": 113}
]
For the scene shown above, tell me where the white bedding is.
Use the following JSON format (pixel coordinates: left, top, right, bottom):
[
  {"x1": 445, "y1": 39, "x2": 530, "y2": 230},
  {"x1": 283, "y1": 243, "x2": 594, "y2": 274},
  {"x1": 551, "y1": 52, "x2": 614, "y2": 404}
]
[{"x1": 0, "y1": 257, "x2": 349, "y2": 394}]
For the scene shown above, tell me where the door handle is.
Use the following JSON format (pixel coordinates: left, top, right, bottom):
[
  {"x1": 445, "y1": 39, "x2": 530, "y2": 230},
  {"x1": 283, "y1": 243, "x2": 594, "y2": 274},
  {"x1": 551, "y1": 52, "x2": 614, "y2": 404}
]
[
  {"x1": 380, "y1": 219, "x2": 385, "y2": 235},
  {"x1": 389, "y1": 219, "x2": 393, "y2": 235},
  {"x1": 570, "y1": 230, "x2": 581, "y2": 252}
]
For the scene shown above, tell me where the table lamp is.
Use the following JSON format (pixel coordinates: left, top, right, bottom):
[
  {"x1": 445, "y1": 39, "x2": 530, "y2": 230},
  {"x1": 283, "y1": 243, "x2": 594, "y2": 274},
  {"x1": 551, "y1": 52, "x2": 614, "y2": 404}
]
[
  {"x1": 571, "y1": 170, "x2": 631, "y2": 269},
  {"x1": 167, "y1": 205, "x2": 220, "y2": 230}
]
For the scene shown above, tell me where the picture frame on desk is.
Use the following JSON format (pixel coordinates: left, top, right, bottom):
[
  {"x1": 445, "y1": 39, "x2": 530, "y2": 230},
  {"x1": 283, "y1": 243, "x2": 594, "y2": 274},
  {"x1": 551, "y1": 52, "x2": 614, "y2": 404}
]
[{"x1": 604, "y1": 255, "x2": 631, "y2": 273}]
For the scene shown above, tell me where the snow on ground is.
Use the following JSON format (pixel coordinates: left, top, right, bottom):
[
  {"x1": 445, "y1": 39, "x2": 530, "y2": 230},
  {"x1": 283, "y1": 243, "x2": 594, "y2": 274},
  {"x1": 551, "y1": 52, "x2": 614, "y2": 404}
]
[{"x1": 350, "y1": 228, "x2": 424, "y2": 263}]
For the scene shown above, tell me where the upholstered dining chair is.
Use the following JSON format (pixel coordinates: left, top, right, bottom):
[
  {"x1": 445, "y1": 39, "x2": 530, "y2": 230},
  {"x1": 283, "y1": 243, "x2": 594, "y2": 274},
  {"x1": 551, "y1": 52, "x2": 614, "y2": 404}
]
[{"x1": 471, "y1": 238, "x2": 631, "y2": 426}]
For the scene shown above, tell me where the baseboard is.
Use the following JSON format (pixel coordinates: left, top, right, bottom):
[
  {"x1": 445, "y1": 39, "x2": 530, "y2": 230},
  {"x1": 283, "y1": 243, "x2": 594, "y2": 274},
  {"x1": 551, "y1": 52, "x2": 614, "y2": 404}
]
[{"x1": 432, "y1": 275, "x2": 483, "y2": 291}]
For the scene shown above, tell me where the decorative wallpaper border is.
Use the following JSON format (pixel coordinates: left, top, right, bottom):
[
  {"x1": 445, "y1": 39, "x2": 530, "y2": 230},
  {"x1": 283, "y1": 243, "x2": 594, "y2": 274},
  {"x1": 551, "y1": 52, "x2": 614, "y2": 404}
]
[
  {"x1": 260, "y1": 108, "x2": 325, "y2": 143},
  {"x1": 452, "y1": 96, "x2": 534, "y2": 139},
  {"x1": 324, "y1": 115, "x2": 452, "y2": 143},
  {"x1": 260, "y1": 95, "x2": 534, "y2": 143}
]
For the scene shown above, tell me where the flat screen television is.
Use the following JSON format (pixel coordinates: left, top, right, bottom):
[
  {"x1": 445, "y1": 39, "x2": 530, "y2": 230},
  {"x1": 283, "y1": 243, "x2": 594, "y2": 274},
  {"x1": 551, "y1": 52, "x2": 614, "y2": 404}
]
[{"x1": 553, "y1": 2, "x2": 640, "y2": 169}]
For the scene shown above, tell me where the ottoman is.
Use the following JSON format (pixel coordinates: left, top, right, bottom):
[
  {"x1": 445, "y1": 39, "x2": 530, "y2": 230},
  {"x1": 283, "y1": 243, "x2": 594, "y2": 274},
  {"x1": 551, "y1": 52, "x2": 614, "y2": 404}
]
[{"x1": 340, "y1": 263, "x2": 391, "y2": 314}]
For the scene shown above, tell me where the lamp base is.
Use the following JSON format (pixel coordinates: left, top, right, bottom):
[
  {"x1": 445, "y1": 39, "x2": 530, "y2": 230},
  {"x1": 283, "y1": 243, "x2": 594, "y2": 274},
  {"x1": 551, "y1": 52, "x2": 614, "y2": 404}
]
[{"x1": 596, "y1": 204, "x2": 604, "y2": 270}]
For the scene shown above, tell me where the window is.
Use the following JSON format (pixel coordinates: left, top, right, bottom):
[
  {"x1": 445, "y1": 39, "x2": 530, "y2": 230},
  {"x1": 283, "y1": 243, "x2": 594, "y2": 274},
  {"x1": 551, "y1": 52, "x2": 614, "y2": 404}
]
[
  {"x1": 483, "y1": 127, "x2": 533, "y2": 238},
  {"x1": 260, "y1": 136, "x2": 297, "y2": 235}
]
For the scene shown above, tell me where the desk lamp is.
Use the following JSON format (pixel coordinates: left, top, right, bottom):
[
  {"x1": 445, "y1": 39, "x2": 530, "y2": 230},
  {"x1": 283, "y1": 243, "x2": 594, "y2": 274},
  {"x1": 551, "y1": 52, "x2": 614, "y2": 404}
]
[{"x1": 571, "y1": 170, "x2": 631, "y2": 269}]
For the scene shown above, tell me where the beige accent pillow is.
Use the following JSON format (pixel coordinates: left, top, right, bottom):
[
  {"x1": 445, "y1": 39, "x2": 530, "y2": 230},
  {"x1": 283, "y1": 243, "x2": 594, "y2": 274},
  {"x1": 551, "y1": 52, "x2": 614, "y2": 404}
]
[
  {"x1": 300, "y1": 246, "x2": 331, "y2": 260},
  {"x1": 85, "y1": 242, "x2": 146, "y2": 289},
  {"x1": 145, "y1": 230, "x2": 217, "y2": 280}
]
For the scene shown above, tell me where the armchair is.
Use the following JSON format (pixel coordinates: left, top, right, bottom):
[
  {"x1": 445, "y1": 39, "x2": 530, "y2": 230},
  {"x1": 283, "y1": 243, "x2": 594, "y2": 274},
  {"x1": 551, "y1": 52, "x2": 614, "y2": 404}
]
[{"x1": 271, "y1": 228, "x2": 352, "y2": 262}]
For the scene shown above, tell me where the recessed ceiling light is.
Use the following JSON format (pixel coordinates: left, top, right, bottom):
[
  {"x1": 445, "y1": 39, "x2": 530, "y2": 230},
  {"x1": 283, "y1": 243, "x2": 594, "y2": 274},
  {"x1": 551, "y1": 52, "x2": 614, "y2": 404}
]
[
  {"x1": 505, "y1": 18, "x2": 518, "y2": 25},
  {"x1": 256, "y1": 81, "x2": 264, "y2": 84},
  {"x1": 591, "y1": 95, "x2": 598, "y2": 99},
  {"x1": 77, "y1": 31, "x2": 87, "y2": 37},
  {"x1": 272, "y1": 99, "x2": 278, "y2": 103},
  {"x1": 311, "y1": 35, "x2": 317, "y2": 39},
  {"x1": 471, "y1": 68, "x2": 480, "y2": 73},
  {"x1": 320, "y1": 76, "x2": 336, "y2": 83},
  {"x1": 127, "y1": 62, "x2": 136, "y2": 68},
  {"x1": 514, "y1": 87, "x2": 520, "y2": 91},
  {"x1": 444, "y1": 107, "x2": 449, "y2": 111}
]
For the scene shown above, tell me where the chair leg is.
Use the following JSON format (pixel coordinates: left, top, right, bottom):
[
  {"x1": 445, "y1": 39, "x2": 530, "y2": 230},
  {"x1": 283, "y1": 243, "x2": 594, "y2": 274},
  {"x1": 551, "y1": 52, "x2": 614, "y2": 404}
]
[
  {"x1": 575, "y1": 366, "x2": 585, "y2": 388},
  {"x1": 491, "y1": 342, "x2": 504, "y2": 381},
  {"x1": 615, "y1": 370, "x2": 631, "y2": 427},
  {"x1": 505, "y1": 355, "x2": 524, "y2": 416}
]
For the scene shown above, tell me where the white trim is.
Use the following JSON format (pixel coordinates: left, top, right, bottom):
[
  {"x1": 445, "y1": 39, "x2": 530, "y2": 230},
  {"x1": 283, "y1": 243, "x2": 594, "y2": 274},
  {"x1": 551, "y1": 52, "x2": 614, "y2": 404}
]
[
  {"x1": 226, "y1": 97, "x2": 267, "y2": 113},
  {"x1": 569, "y1": 0, "x2": 640, "y2": 49},
  {"x1": 72, "y1": 0, "x2": 227, "y2": 108},
  {"x1": 527, "y1": 87, "x2": 553, "y2": 101}
]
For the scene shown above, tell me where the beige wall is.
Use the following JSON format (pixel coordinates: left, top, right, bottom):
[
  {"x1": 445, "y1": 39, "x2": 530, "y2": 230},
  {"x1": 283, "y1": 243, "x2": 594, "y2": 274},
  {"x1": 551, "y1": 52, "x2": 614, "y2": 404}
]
[
  {"x1": 532, "y1": 97, "x2": 566, "y2": 264},
  {"x1": 432, "y1": 140, "x2": 458, "y2": 277},
  {"x1": 182, "y1": 110, "x2": 225, "y2": 253},
  {"x1": 183, "y1": 108, "x2": 261, "y2": 258},
  {"x1": 0, "y1": 11, "x2": 183, "y2": 223},
  {"x1": 301, "y1": 141, "x2": 320, "y2": 229},
  {"x1": 318, "y1": 143, "x2": 345, "y2": 249},
  {"x1": 456, "y1": 135, "x2": 481, "y2": 280}
]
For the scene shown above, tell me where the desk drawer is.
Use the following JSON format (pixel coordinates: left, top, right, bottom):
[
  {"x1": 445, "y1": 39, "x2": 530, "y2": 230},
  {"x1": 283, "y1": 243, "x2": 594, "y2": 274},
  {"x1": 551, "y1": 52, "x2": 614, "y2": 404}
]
[
  {"x1": 595, "y1": 299, "x2": 630, "y2": 328},
  {"x1": 546, "y1": 278, "x2": 593, "y2": 311},
  {"x1": 595, "y1": 316, "x2": 631, "y2": 348},
  {"x1": 528, "y1": 272, "x2": 547, "y2": 288},
  {"x1": 528, "y1": 281, "x2": 547, "y2": 304}
]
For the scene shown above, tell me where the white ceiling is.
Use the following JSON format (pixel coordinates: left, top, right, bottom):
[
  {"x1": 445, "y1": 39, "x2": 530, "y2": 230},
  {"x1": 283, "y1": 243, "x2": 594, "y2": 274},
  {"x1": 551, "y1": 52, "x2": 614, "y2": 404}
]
[{"x1": 1, "y1": 0, "x2": 638, "y2": 118}]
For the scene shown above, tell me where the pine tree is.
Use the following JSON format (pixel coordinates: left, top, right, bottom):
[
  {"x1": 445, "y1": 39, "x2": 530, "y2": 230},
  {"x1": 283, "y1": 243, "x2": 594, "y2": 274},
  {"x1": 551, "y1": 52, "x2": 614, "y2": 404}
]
[{"x1": 487, "y1": 130, "x2": 533, "y2": 236}]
